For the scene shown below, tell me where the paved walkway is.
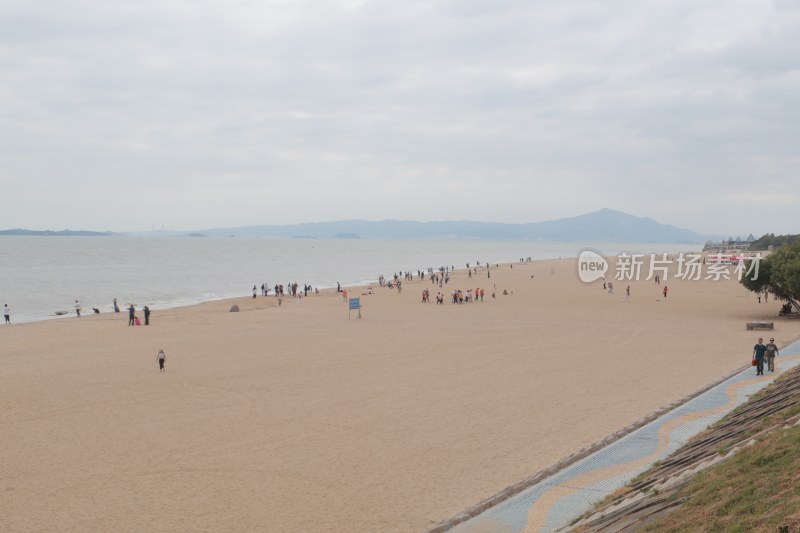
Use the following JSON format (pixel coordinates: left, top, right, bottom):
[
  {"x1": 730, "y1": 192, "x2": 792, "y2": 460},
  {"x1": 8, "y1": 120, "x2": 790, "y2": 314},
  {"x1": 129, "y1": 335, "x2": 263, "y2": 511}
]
[{"x1": 449, "y1": 339, "x2": 800, "y2": 533}]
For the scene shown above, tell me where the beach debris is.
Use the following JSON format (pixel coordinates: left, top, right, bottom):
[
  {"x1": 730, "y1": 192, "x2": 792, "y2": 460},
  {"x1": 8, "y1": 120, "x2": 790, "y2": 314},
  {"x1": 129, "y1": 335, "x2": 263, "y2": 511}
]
[{"x1": 229, "y1": 304, "x2": 240, "y2": 312}]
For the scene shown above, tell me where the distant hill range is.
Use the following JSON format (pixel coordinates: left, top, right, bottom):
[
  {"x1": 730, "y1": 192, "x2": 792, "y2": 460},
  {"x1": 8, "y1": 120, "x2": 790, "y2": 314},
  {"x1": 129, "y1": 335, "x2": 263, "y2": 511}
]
[
  {"x1": 0, "y1": 228, "x2": 117, "y2": 237},
  {"x1": 2, "y1": 209, "x2": 712, "y2": 242},
  {"x1": 195, "y1": 209, "x2": 709, "y2": 242}
]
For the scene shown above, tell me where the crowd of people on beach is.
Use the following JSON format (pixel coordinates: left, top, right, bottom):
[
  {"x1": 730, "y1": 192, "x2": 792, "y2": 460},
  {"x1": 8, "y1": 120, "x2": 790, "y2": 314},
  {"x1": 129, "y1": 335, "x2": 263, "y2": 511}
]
[
  {"x1": 374, "y1": 265, "x2": 502, "y2": 293},
  {"x1": 418, "y1": 287, "x2": 494, "y2": 304},
  {"x1": 254, "y1": 282, "x2": 316, "y2": 299},
  {"x1": 263, "y1": 282, "x2": 319, "y2": 306},
  {"x1": 449, "y1": 288, "x2": 486, "y2": 303},
  {"x1": 383, "y1": 265, "x2": 508, "y2": 306}
]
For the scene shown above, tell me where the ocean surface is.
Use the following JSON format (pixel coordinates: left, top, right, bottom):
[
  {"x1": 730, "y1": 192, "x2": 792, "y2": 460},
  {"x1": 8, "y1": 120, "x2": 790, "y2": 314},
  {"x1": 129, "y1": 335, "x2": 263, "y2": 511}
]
[{"x1": 0, "y1": 236, "x2": 700, "y2": 323}]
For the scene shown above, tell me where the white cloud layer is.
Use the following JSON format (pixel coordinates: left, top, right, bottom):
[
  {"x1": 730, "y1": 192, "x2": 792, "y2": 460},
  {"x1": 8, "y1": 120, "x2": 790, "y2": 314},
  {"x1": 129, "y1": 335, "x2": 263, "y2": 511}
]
[{"x1": 2, "y1": 0, "x2": 798, "y2": 235}]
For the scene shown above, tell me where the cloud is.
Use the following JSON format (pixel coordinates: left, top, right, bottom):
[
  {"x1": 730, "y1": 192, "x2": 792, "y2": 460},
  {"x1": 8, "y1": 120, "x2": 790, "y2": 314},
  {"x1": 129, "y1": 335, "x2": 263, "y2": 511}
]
[{"x1": 1, "y1": 0, "x2": 798, "y2": 235}]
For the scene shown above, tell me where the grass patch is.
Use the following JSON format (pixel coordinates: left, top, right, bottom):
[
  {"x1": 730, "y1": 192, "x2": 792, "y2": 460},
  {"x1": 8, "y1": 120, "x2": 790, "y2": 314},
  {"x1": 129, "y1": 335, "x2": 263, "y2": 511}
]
[
  {"x1": 642, "y1": 424, "x2": 800, "y2": 532},
  {"x1": 577, "y1": 369, "x2": 800, "y2": 531}
]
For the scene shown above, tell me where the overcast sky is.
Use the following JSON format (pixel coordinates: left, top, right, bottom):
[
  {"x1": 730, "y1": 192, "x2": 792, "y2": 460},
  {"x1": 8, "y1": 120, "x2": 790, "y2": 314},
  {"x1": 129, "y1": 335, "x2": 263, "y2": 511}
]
[{"x1": 2, "y1": 0, "x2": 798, "y2": 235}]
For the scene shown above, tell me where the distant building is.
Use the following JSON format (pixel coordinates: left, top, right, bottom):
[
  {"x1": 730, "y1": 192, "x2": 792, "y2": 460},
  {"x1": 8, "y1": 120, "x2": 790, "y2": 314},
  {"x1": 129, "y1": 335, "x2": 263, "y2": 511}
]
[{"x1": 703, "y1": 236, "x2": 752, "y2": 252}]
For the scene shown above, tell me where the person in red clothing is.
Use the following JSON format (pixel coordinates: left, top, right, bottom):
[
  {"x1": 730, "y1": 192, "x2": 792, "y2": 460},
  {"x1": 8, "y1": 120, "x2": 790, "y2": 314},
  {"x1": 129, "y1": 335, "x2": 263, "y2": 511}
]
[{"x1": 663, "y1": 286, "x2": 668, "y2": 299}]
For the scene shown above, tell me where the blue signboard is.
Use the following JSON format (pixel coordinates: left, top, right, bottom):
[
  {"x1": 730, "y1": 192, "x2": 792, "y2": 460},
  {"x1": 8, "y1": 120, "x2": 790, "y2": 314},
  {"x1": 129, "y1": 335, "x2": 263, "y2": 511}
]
[{"x1": 349, "y1": 297, "x2": 360, "y2": 310}]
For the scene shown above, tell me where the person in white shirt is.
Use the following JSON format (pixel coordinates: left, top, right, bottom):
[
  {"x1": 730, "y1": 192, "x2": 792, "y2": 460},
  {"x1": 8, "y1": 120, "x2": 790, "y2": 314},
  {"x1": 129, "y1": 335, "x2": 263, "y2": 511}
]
[
  {"x1": 157, "y1": 349, "x2": 166, "y2": 372},
  {"x1": 3, "y1": 304, "x2": 9, "y2": 324}
]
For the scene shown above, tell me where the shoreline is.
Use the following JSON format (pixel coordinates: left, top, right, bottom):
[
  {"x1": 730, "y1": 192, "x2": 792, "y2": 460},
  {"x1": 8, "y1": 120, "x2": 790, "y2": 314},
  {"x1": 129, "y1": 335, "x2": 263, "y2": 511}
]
[
  {"x1": 1, "y1": 237, "x2": 702, "y2": 325},
  {"x1": 7, "y1": 251, "x2": 710, "y2": 325},
  {"x1": 0, "y1": 260, "x2": 538, "y2": 325},
  {"x1": 4, "y1": 275, "x2": 387, "y2": 325}
]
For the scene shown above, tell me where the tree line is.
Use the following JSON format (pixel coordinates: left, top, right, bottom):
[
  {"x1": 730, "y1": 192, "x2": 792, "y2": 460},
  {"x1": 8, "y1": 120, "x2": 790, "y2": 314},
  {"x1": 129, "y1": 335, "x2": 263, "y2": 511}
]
[{"x1": 748, "y1": 233, "x2": 800, "y2": 251}]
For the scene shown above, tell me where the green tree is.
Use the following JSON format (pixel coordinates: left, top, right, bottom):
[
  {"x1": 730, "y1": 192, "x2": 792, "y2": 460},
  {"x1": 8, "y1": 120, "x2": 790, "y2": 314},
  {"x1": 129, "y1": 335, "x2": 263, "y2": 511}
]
[
  {"x1": 748, "y1": 232, "x2": 800, "y2": 251},
  {"x1": 741, "y1": 242, "x2": 800, "y2": 312}
]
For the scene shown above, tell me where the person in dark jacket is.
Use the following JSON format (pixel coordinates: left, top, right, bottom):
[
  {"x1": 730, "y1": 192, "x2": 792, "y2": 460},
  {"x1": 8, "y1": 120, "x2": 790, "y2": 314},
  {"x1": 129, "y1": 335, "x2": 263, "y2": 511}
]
[{"x1": 753, "y1": 338, "x2": 767, "y2": 376}]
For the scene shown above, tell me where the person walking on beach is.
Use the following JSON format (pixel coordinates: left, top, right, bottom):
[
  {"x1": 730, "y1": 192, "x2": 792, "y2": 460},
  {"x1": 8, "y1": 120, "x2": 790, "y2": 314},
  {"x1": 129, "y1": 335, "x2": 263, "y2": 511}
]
[
  {"x1": 75, "y1": 300, "x2": 81, "y2": 318},
  {"x1": 753, "y1": 338, "x2": 767, "y2": 376},
  {"x1": 157, "y1": 349, "x2": 166, "y2": 372},
  {"x1": 623, "y1": 286, "x2": 630, "y2": 302},
  {"x1": 662, "y1": 285, "x2": 668, "y2": 299},
  {"x1": 128, "y1": 305, "x2": 136, "y2": 326},
  {"x1": 143, "y1": 305, "x2": 151, "y2": 326},
  {"x1": 3, "y1": 304, "x2": 10, "y2": 324},
  {"x1": 765, "y1": 338, "x2": 779, "y2": 372},
  {"x1": 253, "y1": 285, "x2": 257, "y2": 299}
]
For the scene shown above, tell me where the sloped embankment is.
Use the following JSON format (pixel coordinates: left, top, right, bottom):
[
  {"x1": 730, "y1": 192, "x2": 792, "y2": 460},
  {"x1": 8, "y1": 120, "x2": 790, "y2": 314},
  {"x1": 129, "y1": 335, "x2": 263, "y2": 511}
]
[{"x1": 570, "y1": 364, "x2": 800, "y2": 532}]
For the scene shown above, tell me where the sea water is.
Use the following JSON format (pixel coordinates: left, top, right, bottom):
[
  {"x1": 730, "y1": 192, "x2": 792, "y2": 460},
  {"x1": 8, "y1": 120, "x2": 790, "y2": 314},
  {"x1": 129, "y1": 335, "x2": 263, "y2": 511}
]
[{"x1": 0, "y1": 236, "x2": 700, "y2": 323}]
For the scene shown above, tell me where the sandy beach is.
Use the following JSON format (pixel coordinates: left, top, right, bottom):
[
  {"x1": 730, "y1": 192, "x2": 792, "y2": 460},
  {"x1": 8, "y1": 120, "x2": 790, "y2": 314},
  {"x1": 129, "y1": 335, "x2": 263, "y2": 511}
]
[{"x1": 3, "y1": 257, "x2": 799, "y2": 532}]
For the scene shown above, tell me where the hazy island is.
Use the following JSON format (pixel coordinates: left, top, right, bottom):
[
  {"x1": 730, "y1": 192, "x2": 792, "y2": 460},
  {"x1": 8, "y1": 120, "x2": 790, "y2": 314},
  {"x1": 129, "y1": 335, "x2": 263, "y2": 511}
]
[{"x1": 0, "y1": 228, "x2": 117, "y2": 237}]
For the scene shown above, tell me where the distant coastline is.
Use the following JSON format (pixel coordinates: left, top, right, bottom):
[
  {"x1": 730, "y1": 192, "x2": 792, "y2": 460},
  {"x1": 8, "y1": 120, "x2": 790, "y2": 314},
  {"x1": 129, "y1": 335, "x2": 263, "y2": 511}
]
[
  {"x1": 2, "y1": 208, "x2": 721, "y2": 243},
  {"x1": 0, "y1": 229, "x2": 117, "y2": 237}
]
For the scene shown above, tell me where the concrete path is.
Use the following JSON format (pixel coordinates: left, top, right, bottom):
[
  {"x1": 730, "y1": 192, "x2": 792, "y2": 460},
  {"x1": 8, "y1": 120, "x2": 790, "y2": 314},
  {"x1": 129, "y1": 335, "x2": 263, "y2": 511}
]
[{"x1": 449, "y1": 339, "x2": 800, "y2": 533}]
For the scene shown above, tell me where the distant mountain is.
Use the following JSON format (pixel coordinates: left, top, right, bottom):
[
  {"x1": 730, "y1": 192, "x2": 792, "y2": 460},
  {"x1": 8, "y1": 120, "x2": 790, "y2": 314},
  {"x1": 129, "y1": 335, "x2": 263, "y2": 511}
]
[
  {"x1": 521, "y1": 208, "x2": 708, "y2": 242},
  {"x1": 1, "y1": 210, "x2": 710, "y2": 242},
  {"x1": 196, "y1": 209, "x2": 708, "y2": 243},
  {"x1": 0, "y1": 228, "x2": 117, "y2": 237}
]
